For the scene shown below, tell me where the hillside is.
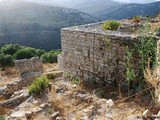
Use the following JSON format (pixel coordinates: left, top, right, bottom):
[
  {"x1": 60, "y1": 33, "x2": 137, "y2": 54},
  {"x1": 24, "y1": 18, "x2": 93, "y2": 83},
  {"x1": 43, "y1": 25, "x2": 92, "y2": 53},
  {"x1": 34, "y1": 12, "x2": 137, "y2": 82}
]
[
  {"x1": 94, "y1": 1, "x2": 160, "y2": 20},
  {"x1": 0, "y1": 1, "x2": 98, "y2": 50},
  {"x1": 25, "y1": 0, "x2": 123, "y2": 14},
  {"x1": 72, "y1": 0, "x2": 122, "y2": 14}
]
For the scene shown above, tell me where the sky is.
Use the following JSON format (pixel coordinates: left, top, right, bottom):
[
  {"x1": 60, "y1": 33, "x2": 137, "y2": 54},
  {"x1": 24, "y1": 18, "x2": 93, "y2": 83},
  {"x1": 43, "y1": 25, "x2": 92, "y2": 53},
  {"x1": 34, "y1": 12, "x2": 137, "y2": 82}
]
[
  {"x1": 0, "y1": 0, "x2": 160, "y2": 3},
  {"x1": 115, "y1": 0, "x2": 159, "y2": 2}
]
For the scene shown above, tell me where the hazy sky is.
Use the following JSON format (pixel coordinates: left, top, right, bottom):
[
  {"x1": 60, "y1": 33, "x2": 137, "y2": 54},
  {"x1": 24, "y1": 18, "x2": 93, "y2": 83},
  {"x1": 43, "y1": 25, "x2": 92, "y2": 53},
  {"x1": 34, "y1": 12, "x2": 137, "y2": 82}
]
[
  {"x1": 0, "y1": 0, "x2": 160, "y2": 3},
  {"x1": 115, "y1": 0, "x2": 159, "y2": 2}
]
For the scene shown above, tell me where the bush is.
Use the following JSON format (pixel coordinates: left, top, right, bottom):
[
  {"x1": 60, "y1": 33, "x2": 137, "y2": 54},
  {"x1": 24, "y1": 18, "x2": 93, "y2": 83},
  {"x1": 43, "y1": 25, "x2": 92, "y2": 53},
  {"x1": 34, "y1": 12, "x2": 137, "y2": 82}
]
[
  {"x1": 36, "y1": 49, "x2": 46, "y2": 57},
  {"x1": 155, "y1": 28, "x2": 160, "y2": 37},
  {"x1": 102, "y1": 20, "x2": 121, "y2": 31},
  {"x1": 41, "y1": 50, "x2": 61, "y2": 63},
  {"x1": 133, "y1": 16, "x2": 141, "y2": 23},
  {"x1": 2, "y1": 44, "x2": 23, "y2": 55},
  {"x1": 0, "y1": 116, "x2": 5, "y2": 120},
  {"x1": 14, "y1": 47, "x2": 37, "y2": 60},
  {"x1": 0, "y1": 54, "x2": 13, "y2": 67},
  {"x1": 28, "y1": 75, "x2": 50, "y2": 95}
]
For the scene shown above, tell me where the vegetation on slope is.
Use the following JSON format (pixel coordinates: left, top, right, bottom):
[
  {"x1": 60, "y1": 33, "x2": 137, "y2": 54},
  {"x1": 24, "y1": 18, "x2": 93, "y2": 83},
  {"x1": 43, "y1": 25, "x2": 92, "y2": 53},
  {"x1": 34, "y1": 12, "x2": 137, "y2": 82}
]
[
  {"x1": 28, "y1": 75, "x2": 50, "y2": 95},
  {"x1": 0, "y1": 1, "x2": 98, "y2": 51},
  {"x1": 0, "y1": 44, "x2": 61, "y2": 68},
  {"x1": 102, "y1": 20, "x2": 121, "y2": 31},
  {"x1": 94, "y1": 2, "x2": 160, "y2": 20}
]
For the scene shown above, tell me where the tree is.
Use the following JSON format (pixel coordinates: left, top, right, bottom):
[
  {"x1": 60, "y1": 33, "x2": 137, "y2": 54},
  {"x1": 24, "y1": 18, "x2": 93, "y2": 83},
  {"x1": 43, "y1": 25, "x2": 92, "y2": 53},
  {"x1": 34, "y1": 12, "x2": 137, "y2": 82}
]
[
  {"x1": 36, "y1": 49, "x2": 46, "y2": 57},
  {"x1": 2, "y1": 44, "x2": 23, "y2": 55},
  {"x1": 13, "y1": 48, "x2": 37, "y2": 60},
  {"x1": 40, "y1": 50, "x2": 61, "y2": 63},
  {"x1": 0, "y1": 54, "x2": 13, "y2": 67}
]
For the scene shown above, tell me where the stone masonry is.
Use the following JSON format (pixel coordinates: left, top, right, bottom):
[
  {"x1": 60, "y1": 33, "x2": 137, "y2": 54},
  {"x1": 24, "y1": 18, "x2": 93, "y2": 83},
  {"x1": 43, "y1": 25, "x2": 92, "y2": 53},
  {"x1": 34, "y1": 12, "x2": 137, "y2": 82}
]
[
  {"x1": 4, "y1": 57, "x2": 43, "y2": 95},
  {"x1": 58, "y1": 22, "x2": 141, "y2": 85}
]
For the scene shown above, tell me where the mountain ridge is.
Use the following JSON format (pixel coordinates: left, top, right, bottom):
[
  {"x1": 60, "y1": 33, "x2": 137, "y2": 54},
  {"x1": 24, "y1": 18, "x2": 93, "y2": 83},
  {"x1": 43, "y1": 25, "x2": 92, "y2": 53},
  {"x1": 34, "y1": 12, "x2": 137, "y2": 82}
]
[
  {"x1": 94, "y1": 1, "x2": 160, "y2": 20},
  {"x1": 0, "y1": 1, "x2": 98, "y2": 50}
]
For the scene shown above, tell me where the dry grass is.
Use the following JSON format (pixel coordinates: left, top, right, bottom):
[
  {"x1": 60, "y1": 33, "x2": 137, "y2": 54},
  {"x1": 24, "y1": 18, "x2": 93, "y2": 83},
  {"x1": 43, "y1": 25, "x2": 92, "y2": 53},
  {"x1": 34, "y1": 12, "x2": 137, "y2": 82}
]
[
  {"x1": 0, "y1": 107, "x2": 10, "y2": 115},
  {"x1": 113, "y1": 102, "x2": 144, "y2": 120},
  {"x1": 0, "y1": 67, "x2": 19, "y2": 87},
  {"x1": 50, "y1": 82, "x2": 94, "y2": 119},
  {"x1": 144, "y1": 67, "x2": 158, "y2": 88},
  {"x1": 43, "y1": 63, "x2": 58, "y2": 73},
  {"x1": 1, "y1": 67, "x2": 19, "y2": 77},
  {"x1": 31, "y1": 114, "x2": 50, "y2": 120}
]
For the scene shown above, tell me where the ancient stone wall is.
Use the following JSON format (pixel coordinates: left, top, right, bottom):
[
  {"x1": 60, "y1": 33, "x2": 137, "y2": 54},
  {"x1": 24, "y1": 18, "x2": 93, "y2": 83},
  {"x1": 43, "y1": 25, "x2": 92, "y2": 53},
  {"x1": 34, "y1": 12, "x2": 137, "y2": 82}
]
[
  {"x1": 15, "y1": 57, "x2": 43, "y2": 75},
  {"x1": 58, "y1": 54, "x2": 63, "y2": 71},
  {"x1": 4, "y1": 57, "x2": 43, "y2": 95},
  {"x1": 59, "y1": 23, "x2": 140, "y2": 84}
]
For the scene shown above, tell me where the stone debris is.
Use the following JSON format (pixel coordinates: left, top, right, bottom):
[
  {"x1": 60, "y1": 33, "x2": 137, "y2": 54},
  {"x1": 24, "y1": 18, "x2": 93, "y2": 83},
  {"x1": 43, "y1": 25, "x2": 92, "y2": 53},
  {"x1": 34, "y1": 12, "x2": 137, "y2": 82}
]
[
  {"x1": 0, "y1": 89, "x2": 29, "y2": 108},
  {"x1": 40, "y1": 103, "x2": 51, "y2": 108},
  {"x1": 0, "y1": 86, "x2": 6, "y2": 95},
  {"x1": 56, "y1": 117, "x2": 62, "y2": 120},
  {"x1": 7, "y1": 97, "x2": 43, "y2": 120},
  {"x1": 142, "y1": 109, "x2": 150, "y2": 118},
  {"x1": 32, "y1": 100, "x2": 39, "y2": 105},
  {"x1": 106, "y1": 99, "x2": 114, "y2": 107},
  {"x1": 155, "y1": 111, "x2": 160, "y2": 120},
  {"x1": 51, "y1": 111, "x2": 60, "y2": 119},
  {"x1": 150, "y1": 18, "x2": 159, "y2": 23},
  {"x1": 128, "y1": 115, "x2": 142, "y2": 120}
]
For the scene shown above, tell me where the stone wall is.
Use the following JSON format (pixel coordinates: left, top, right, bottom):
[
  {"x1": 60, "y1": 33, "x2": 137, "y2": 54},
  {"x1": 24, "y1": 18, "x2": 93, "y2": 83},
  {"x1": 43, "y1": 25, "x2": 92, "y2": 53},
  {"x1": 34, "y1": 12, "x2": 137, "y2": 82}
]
[
  {"x1": 15, "y1": 57, "x2": 43, "y2": 75},
  {"x1": 59, "y1": 23, "x2": 140, "y2": 85},
  {"x1": 58, "y1": 54, "x2": 63, "y2": 71},
  {"x1": 4, "y1": 57, "x2": 43, "y2": 95}
]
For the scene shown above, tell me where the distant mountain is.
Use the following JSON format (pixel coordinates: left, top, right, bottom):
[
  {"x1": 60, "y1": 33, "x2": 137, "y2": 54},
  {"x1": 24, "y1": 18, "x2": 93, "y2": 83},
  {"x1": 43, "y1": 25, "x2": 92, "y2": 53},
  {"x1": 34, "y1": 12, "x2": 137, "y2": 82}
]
[
  {"x1": 0, "y1": 1, "x2": 98, "y2": 50},
  {"x1": 128, "y1": 0, "x2": 157, "y2": 3},
  {"x1": 72, "y1": 0, "x2": 122, "y2": 14},
  {"x1": 25, "y1": 0, "x2": 123, "y2": 14},
  {"x1": 94, "y1": 1, "x2": 160, "y2": 20}
]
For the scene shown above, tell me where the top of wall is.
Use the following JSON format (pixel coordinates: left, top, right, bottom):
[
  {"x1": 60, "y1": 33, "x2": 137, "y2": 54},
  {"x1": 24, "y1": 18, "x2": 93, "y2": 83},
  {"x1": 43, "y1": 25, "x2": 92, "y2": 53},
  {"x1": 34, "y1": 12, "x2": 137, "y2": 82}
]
[
  {"x1": 62, "y1": 21, "x2": 138, "y2": 38},
  {"x1": 15, "y1": 57, "x2": 43, "y2": 75}
]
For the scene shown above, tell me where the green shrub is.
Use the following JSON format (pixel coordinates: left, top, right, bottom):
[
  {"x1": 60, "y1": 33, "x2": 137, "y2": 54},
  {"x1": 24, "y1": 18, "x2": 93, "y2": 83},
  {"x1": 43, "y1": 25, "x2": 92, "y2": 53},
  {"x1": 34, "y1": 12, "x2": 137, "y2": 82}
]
[
  {"x1": 72, "y1": 77, "x2": 81, "y2": 85},
  {"x1": 41, "y1": 50, "x2": 61, "y2": 63},
  {"x1": 0, "y1": 116, "x2": 5, "y2": 120},
  {"x1": 102, "y1": 20, "x2": 121, "y2": 31},
  {"x1": 0, "y1": 54, "x2": 13, "y2": 67},
  {"x1": 28, "y1": 75, "x2": 50, "y2": 95},
  {"x1": 155, "y1": 28, "x2": 160, "y2": 36},
  {"x1": 1, "y1": 44, "x2": 23, "y2": 55},
  {"x1": 36, "y1": 49, "x2": 46, "y2": 57},
  {"x1": 13, "y1": 47, "x2": 37, "y2": 60}
]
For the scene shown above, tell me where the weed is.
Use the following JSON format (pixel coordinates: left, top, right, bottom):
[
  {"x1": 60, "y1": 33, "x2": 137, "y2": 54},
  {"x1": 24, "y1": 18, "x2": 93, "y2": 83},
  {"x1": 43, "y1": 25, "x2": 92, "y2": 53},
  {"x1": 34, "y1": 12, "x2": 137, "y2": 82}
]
[
  {"x1": 125, "y1": 46, "x2": 136, "y2": 96},
  {"x1": 28, "y1": 75, "x2": 50, "y2": 95},
  {"x1": 46, "y1": 107, "x2": 53, "y2": 115},
  {"x1": 0, "y1": 116, "x2": 5, "y2": 120},
  {"x1": 71, "y1": 77, "x2": 81, "y2": 85},
  {"x1": 133, "y1": 16, "x2": 141, "y2": 23},
  {"x1": 102, "y1": 20, "x2": 121, "y2": 31}
]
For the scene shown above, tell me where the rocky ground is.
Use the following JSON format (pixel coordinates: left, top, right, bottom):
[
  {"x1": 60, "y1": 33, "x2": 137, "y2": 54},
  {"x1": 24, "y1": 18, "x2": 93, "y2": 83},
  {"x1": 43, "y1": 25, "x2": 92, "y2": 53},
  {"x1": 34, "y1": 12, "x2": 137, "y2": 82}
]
[{"x1": 0, "y1": 63, "x2": 160, "y2": 120}]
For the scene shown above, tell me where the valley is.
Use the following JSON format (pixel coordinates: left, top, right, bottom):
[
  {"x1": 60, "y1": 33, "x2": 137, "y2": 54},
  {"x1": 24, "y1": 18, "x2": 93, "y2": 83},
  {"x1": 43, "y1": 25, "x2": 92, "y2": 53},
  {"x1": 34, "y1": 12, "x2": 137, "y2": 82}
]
[{"x1": 0, "y1": 0, "x2": 159, "y2": 50}]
